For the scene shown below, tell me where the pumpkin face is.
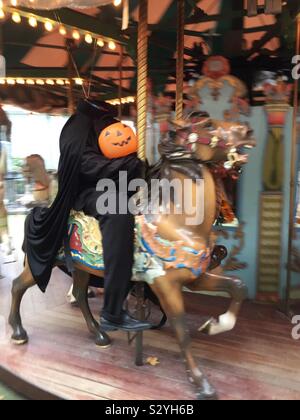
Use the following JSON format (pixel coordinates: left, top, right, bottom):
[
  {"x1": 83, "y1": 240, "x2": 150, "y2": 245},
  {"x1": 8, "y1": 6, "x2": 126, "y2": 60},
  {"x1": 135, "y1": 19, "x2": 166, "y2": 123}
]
[{"x1": 98, "y1": 122, "x2": 138, "y2": 159}]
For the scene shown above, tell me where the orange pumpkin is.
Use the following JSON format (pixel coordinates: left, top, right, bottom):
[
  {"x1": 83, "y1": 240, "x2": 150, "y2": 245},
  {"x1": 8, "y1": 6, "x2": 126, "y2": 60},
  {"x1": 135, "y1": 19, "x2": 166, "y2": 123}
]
[{"x1": 98, "y1": 122, "x2": 138, "y2": 159}]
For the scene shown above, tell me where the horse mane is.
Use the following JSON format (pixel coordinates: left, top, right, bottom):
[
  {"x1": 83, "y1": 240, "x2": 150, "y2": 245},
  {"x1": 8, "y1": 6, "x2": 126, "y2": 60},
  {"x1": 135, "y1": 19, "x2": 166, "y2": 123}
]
[{"x1": 146, "y1": 128, "x2": 204, "y2": 186}]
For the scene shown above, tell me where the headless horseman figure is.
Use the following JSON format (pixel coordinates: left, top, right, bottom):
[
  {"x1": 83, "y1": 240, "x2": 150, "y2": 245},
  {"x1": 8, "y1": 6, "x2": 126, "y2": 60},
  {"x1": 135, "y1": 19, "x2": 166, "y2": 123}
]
[{"x1": 25, "y1": 100, "x2": 151, "y2": 339}]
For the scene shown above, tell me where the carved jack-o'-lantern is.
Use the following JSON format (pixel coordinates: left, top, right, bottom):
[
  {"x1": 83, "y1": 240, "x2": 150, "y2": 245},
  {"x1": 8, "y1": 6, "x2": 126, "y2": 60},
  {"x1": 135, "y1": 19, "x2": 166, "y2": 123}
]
[{"x1": 98, "y1": 122, "x2": 138, "y2": 159}]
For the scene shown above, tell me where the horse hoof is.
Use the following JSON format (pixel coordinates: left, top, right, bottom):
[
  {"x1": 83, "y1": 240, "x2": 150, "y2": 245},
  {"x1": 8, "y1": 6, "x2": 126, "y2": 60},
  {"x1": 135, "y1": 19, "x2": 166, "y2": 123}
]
[
  {"x1": 198, "y1": 317, "x2": 216, "y2": 335},
  {"x1": 95, "y1": 330, "x2": 112, "y2": 349},
  {"x1": 196, "y1": 377, "x2": 218, "y2": 401},
  {"x1": 197, "y1": 390, "x2": 219, "y2": 401},
  {"x1": 11, "y1": 332, "x2": 28, "y2": 346}
]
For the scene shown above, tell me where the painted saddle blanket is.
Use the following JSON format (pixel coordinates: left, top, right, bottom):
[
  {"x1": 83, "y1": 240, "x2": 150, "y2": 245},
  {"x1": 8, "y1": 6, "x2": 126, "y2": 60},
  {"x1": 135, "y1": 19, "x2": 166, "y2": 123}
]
[{"x1": 57, "y1": 211, "x2": 211, "y2": 283}]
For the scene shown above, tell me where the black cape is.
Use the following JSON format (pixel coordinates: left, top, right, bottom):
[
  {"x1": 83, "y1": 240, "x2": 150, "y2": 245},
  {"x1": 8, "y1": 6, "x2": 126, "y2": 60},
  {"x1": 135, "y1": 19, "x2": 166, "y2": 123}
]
[{"x1": 24, "y1": 99, "x2": 128, "y2": 292}]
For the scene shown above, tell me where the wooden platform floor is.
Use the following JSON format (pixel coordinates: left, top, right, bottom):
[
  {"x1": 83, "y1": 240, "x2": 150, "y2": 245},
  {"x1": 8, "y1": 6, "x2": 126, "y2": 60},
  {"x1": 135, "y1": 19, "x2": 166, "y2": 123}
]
[{"x1": 1, "y1": 254, "x2": 300, "y2": 401}]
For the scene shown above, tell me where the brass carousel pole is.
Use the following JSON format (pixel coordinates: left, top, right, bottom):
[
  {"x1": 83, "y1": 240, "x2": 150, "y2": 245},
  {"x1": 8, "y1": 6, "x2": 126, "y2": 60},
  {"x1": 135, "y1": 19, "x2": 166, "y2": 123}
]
[
  {"x1": 66, "y1": 38, "x2": 75, "y2": 115},
  {"x1": 135, "y1": 0, "x2": 148, "y2": 366},
  {"x1": 285, "y1": 14, "x2": 300, "y2": 314},
  {"x1": 137, "y1": 0, "x2": 148, "y2": 161},
  {"x1": 118, "y1": 45, "x2": 124, "y2": 120},
  {"x1": 176, "y1": 0, "x2": 185, "y2": 121}
]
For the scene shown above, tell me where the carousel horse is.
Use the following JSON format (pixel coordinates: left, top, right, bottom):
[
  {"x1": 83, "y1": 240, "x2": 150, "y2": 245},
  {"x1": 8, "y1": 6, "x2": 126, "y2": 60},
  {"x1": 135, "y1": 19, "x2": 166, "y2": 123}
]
[
  {"x1": 0, "y1": 108, "x2": 14, "y2": 260},
  {"x1": 0, "y1": 105, "x2": 12, "y2": 143},
  {"x1": 22, "y1": 155, "x2": 50, "y2": 204},
  {"x1": 8, "y1": 115, "x2": 255, "y2": 400},
  {"x1": 0, "y1": 108, "x2": 9, "y2": 240},
  {"x1": 0, "y1": 148, "x2": 7, "y2": 236},
  {"x1": 0, "y1": 148, "x2": 11, "y2": 255}
]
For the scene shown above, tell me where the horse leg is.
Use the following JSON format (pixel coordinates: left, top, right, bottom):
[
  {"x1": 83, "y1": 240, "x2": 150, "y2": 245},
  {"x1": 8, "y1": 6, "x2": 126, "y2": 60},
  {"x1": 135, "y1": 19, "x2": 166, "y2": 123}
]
[
  {"x1": 67, "y1": 284, "x2": 77, "y2": 305},
  {"x1": 72, "y1": 269, "x2": 111, "y2": 349},
  {"x1": 8, "y1": 260, "x2": 36, "y2": 345},
  {"x1": 188, "y1": 272, "x2": 247, "y2": 335},
  {"x1": 67, "y1": 284, "x2": 96, "y2": 306},
  {"x1": 151, "y1": 271, "x2": 218, "y2": 400}
]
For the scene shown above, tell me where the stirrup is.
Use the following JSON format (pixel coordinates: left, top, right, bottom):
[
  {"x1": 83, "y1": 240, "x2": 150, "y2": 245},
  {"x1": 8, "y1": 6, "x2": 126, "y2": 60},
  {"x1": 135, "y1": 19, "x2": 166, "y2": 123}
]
[{"x1": 208, "y1": 245, "x2": 228, "y2": 270}]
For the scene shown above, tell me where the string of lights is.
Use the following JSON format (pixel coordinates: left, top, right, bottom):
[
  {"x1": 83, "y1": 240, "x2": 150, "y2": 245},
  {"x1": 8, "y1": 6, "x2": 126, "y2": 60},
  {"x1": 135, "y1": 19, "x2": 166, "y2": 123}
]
[
  {"x1": 0, "y1": 75, "x2": 135, "y2": 105},
  {"x1": 0, "y1": 77, "x2": 83, "y2": 85},
  {"x1": 0, "y1": 0, "x2": 133, "y2": 107},
  {"x1": 0, "y1": 4, "x2": 119, "y2": 50},
  {"x1": 106, "y1": 96, "x2": 135, "y2": 105}
]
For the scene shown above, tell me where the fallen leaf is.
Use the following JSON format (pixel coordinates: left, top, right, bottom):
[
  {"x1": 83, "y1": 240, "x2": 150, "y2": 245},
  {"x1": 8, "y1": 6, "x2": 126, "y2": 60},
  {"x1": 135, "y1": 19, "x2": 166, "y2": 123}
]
[{"x1": 146, "y1": 357, "x2": 160, "y2": 366}]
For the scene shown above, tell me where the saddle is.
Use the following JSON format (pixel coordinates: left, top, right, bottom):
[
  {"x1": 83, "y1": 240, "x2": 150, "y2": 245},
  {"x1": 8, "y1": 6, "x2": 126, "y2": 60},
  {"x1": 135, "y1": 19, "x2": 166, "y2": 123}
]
[{"x1": 57, "y1": 211, "x2": 226, "y2": 281}]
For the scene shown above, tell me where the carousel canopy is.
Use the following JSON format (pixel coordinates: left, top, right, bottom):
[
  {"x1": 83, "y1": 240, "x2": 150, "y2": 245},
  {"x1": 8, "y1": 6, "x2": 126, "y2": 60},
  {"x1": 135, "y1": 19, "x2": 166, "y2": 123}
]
[{"x1": 0, "y1": 0, "x2": 299, "y2": 113}]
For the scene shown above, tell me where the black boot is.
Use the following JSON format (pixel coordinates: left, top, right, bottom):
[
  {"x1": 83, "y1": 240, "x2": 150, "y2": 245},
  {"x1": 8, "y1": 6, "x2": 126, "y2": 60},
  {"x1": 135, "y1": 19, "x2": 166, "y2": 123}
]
[{"x1": 100, "y1": 311, "x2": 152, "y2": 332}]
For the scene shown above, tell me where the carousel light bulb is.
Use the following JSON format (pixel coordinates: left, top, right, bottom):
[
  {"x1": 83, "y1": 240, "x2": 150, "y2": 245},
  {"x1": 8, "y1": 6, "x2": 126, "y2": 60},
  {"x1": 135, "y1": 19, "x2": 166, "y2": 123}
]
[
  {"x1": 113, "y1": 0, "x2": 122, "y2": 6},
  {"x1": 28, "y1": 16, "x2": 38, "y2": 28},
  {"x1": 46, "y1": 79, "x2": 55, "y2": 85},
  {"x1": 26, "y1": 79, "x2": 35, "y2": 85},
  {"x1": 7, "y1": 79, "x2": 16, "y2": 85},
  {"x1": 0, "y1": 9, "x2": 5, "y2": 20},
  {"x1": 75, "y1": 78, "x2": 83, "y2": 85},
  {"x1": 44, "y1": 21, "x2": 53, "y2": 32},
  {"x1": 0, "y1": 79, "x2": 5, "y2": 84},
  {"x1": 97, "y1": 38, "x2": 105, "y2": 48},
  {"x1": 56, "y1": 79, "x2": 64, "y2": 85},
  {"x1": 108, "y1": 41, "x2": 116, "y2": 50},
  {"x1": 59, "y1": 26, "x2": 67, "y2": 36},
  {"x1": 12, "y1": 12, "x2": 21, "y2": 24},
  {"x1": 72, "y1": 30, "x2": 80, "y2": 40},
  {"x1": 16, "y1": 78, "x2": 25, "y2": 84},
  {"x1": 85, "y1": 34, "x2": 93, "y2": 44},
  {"x1": 11, "y1": 0, "x2": 18, "y2": 6},
  {"x1": 36, "y1": 79, "x2": 45, "y2": 85}
]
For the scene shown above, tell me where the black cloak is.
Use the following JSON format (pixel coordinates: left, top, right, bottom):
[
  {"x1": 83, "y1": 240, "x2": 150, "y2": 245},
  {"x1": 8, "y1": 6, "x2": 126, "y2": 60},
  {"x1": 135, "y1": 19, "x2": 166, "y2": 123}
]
[{"x1": 24, "y1": 99, "x2": 139, "y2": 292}]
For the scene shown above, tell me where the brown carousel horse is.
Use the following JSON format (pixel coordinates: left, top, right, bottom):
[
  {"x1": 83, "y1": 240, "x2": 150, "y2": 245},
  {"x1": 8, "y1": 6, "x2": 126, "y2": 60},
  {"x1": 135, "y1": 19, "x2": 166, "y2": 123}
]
[
  {"x1": 0, "y1": 105, "x2": 12, "y2": 143},
  {"x1": 0, "y1": 148, "x2": 9, "y2": 247},
  {"x1": 8, "y1": 115, "x2": 255, "y2": 400},
  {"x1": 22, "y1": 154, "x2": 50, "y2": 204},
  {"x1": 0, "y1": 105, "x2": 10, "y2": 241},
  {"x1": 0, "y1": 108, "x2": 14, "y2": 259}
]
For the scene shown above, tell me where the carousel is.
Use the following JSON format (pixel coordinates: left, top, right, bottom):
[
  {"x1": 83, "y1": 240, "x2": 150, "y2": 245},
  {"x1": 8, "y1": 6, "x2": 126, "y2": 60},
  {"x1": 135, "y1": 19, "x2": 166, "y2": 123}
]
[{"x1": 0, "y1": 0, "x2": 300, "y2": 401}]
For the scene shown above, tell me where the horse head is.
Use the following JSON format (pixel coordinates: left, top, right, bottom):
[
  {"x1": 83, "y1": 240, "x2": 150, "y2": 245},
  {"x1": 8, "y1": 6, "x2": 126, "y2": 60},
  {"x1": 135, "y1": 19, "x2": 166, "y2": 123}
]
[
  {"x1": 23, "y1": 154, "x2": 50, "y2": 189},
  {"x1": 162, "y1": 112, "x2": 256, "y2": 170}
]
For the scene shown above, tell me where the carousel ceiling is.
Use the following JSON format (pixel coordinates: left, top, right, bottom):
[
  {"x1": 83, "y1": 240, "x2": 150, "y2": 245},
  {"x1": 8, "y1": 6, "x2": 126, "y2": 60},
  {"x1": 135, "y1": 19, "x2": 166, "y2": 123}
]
[{"x1": 0, "y1": 0, "x2": 299, "y2": 113}]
